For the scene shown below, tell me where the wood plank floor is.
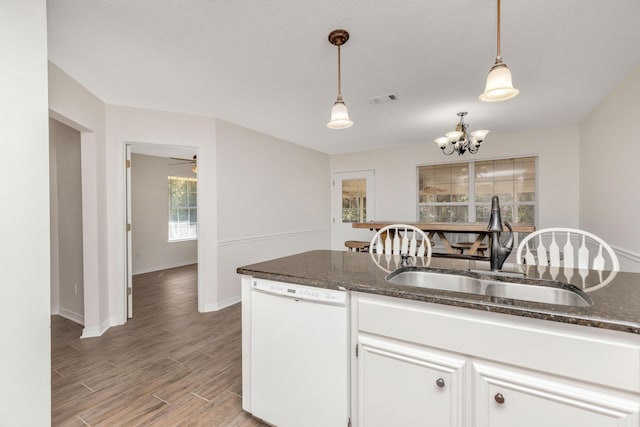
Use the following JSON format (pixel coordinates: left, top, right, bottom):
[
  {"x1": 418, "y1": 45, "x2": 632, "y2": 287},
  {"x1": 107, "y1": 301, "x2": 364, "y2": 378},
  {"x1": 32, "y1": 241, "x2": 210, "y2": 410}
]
[{"x1": 51, "y1": 264, "x2": 267, "y2": 426}]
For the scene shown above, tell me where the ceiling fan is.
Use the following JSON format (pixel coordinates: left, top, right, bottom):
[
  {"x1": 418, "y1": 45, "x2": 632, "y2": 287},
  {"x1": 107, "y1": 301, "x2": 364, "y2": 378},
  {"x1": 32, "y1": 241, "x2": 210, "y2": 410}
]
[{"x1": 169, "y1": 155, "x2": 197, "y2": 173}]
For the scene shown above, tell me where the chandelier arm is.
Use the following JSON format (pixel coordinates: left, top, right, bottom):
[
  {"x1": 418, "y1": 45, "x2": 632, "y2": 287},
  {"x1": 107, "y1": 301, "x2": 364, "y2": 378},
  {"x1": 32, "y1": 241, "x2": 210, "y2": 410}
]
[{"x1": 441, "y1": 144, "x2": 455, "y2": 155}]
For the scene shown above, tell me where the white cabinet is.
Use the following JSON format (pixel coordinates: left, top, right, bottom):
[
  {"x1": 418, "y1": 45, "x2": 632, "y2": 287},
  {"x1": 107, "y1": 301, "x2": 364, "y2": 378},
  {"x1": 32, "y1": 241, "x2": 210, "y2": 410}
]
[
  {"x1": 357, "y1": 335, "x2": 466, "y2": 427},
  {"x1": 351, "y1": 292, "x2": 640, "y2": 427}
]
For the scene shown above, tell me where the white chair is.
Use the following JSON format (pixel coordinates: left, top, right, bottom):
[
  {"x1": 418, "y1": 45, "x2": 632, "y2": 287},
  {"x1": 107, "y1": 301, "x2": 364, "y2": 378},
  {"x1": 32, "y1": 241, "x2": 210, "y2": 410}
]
[
  {"x1": 369, "y1": 224, "x2": 432, "y2": 272},
  {"x1": 516, "y1": 228, "x2": 619, "y2": 291}
]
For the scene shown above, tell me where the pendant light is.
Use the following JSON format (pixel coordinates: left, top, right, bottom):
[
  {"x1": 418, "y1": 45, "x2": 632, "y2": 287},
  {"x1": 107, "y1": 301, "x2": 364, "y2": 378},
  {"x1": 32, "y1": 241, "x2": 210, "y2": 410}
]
[
  {"x1": 479, "y1": 0, "x2": 519, "y2": 102},
  {"x1": 327, "y1": 29, "x2": 353, "y2": 129}
]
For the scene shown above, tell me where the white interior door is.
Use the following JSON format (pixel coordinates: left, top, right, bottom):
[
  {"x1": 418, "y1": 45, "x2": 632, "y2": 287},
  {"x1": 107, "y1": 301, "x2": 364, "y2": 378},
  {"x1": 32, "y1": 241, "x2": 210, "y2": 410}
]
[
  {"x1": 331, "y1": 170, "x2": 375, "y2": 251},
  {"x1": 125, "y1": 144, "x2": 133, "y2": 318}
]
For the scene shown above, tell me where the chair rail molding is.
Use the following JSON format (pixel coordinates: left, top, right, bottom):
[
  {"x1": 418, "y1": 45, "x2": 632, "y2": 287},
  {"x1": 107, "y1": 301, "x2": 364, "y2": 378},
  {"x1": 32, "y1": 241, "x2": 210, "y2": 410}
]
[
  {"x1": 612, "y1": 245, "x2": 640, "y2": 272},
  {"x1": 217, "y1": 227, "x2": 330, "y2": 247}
]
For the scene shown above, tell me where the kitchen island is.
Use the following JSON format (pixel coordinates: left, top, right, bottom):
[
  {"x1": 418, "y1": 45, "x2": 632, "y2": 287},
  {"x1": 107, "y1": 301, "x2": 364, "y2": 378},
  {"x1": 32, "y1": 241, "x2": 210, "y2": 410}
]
[{"x1": 238, "y1": 250, "x2": 640, "y2": 427}]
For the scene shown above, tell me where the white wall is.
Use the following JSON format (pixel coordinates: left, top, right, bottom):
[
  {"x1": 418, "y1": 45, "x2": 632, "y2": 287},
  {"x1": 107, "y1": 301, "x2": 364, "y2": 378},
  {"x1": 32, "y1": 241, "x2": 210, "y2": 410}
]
[
  {"x1": 106, "y1": 105, "x2": 217, "y2": 316},
  {"x1": 580, "y1": 64, "x2": 640, "y2": 272},
  {"x1": 0, "y1": 1, "x2": 51, "y2": 424},
  {"x1": 131, "y1": 154, "x2": 197, "y2": 274},
  {"x1": 330, "y1": 126, "x2": 580, "y2": 229},
  {"x1": 49, "y1": 118, "x2": 85, "y2": 323},
  {"x1": 216, "y1": 119, "x2": 331, "y2": 306}
]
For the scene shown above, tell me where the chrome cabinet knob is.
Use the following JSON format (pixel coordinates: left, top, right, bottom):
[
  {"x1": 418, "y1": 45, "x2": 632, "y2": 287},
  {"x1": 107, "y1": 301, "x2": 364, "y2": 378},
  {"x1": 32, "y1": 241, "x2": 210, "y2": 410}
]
[
  {"x1": 494, "y1": 393, "x2": 505, "y2": 404},
  {"x1": 436, "y1": 378, "x2": 445, "y2": 388}
]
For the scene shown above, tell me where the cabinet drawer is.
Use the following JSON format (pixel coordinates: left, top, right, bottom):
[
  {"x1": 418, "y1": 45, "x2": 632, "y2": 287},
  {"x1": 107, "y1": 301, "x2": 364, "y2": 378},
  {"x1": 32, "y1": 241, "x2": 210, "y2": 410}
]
[
  {"x1": 474, "y1": 362, "x2": 640, "y2": 427},
  {"x1": 355, "y1": 293, "x2": 640, "y2": 393}
]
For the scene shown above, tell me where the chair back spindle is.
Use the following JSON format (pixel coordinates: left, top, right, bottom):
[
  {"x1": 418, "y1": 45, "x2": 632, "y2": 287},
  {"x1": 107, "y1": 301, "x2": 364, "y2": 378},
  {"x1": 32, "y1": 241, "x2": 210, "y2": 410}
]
[
  {"x1": 369, "y1": 224, "x2": 432, "y2": 272},
  {"x1": 516, "y1": 227, "x2": 619, "y2": 291}
]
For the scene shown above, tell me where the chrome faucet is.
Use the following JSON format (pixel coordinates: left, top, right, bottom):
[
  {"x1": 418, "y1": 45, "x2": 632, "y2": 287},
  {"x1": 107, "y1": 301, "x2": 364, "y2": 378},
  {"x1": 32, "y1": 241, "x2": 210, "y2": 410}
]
[{"x1": 487, "y1": 196, "x2": 514, "y2": 271}]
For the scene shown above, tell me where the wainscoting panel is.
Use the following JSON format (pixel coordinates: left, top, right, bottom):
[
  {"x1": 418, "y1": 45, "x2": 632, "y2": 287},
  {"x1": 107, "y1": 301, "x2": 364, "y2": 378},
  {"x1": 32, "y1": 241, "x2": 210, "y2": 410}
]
[{"x1": 216, "y1": 228, "x2": 331, "y2": 310}]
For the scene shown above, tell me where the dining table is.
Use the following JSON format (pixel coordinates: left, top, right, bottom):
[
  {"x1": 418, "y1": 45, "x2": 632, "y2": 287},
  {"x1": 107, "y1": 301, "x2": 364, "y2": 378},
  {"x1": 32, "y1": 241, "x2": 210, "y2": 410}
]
[{"x1": 352, "y1": 222, "x2": 536, "y2": 257}]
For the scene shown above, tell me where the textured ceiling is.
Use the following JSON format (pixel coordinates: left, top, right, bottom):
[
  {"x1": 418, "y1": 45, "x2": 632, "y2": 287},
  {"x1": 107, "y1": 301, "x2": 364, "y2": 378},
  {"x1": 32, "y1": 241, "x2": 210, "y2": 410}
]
[{"x1": 47, "y1": 0, "x2": 640, "y2": 155}]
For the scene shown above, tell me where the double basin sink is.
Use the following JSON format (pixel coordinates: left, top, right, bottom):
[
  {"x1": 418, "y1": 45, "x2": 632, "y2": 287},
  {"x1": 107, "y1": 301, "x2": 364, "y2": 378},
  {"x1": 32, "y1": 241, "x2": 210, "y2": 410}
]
[{"x1": 385, "y1": 267, "x2": 593, "y2": 307}]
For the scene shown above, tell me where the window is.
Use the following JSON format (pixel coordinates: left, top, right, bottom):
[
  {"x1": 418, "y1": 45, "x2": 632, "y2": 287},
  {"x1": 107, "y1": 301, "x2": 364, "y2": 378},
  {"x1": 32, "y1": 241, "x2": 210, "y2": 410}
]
[
  {"x1": 418, "y1": 157, "x2": 536, "y2": 225},
  {"x1": 417, "y1": 162, "x2": 470, "y2": 223},
  {"x1": 168, "y1": 176, "x2": 197, "y2": 241},
  {"x1": 474, "y1": 157, "x2": 536, "y2": 224},
  {"x1": 342, "y1": 178, "x2": 367, "y2": 223}
]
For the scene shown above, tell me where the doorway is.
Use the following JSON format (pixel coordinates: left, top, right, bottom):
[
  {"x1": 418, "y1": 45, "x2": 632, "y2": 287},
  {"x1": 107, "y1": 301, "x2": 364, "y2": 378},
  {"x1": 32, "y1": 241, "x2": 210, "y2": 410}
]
[
  {"x1": 331, "y1": 170, "x2": 375, "y2": 250},
  {"x1": 125, "y1": 143, "x2": 199, "y2": 318},
  {"x1": 49, "y1": 118, "x2": 85, "y2": 324}
]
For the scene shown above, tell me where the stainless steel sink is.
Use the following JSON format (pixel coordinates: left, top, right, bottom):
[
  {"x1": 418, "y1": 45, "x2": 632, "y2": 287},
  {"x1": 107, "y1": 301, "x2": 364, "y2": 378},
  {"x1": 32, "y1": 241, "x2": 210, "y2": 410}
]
[
  {"x1": 387, "y1": 270, "x2": 483, "y2": 294},
  {"x1": 385, "y1": 268, "x2": 593, "y2": 307}
]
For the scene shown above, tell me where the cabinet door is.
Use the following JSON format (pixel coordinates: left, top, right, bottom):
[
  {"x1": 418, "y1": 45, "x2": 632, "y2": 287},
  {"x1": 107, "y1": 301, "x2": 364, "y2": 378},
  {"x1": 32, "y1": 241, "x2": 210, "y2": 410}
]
[
  {"x1": 358, "y1": 335, "x2": 466, "y2": 427},
  {"x1": 474, "y1": 362, "x2": 640, "y2": 427}
]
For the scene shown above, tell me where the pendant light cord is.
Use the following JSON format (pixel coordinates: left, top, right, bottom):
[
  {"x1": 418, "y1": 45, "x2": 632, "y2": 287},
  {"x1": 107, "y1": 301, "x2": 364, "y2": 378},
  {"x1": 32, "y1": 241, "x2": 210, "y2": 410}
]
[
  {"x1": 496, "y1": 0, "x2": 502, "y2": 60},
  {"x1": 337, "y1": 45, "x2": 342, "y2": 98}
]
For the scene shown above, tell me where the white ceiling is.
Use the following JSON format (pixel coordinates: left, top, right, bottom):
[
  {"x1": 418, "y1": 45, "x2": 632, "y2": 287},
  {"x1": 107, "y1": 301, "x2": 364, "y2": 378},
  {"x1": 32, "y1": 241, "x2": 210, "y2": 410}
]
[{"x1": 47, "y1": 0, "x2": 640, "y2": 155}]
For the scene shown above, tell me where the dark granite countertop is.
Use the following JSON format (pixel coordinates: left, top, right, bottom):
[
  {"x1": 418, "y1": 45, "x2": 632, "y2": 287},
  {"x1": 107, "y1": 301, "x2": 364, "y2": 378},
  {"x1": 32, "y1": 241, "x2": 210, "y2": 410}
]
[{"x1": 237, "y1": 250, "x2": 640, "y2": 335}]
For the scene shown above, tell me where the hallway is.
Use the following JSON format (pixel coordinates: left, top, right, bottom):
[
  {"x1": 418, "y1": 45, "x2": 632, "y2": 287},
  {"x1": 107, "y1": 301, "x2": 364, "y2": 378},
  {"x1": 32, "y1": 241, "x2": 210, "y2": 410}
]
[{"x1": 51, "y1": 264, "x2": 264, "y2": 426}]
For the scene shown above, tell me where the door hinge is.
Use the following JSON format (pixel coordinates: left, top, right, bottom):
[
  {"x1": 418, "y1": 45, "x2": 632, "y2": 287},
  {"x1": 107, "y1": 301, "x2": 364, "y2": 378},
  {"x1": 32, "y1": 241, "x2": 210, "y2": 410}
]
[
  {"x1": 126, "y1": 159, "x2": 131, "y2": 168},
  {"x1": 355, "y1": 344, "x2": 359, "y2": 357},
  {"x1": 126, "y1": 223, "x2": 131, "y2": 232},
  {"x1": 127, "y1": 287, "x2": 132, "y2": 295}
]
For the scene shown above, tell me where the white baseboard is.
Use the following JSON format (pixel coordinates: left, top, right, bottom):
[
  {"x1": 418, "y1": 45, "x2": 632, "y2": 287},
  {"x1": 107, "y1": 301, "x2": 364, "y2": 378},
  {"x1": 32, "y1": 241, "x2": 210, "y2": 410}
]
[
  {"x1": 57, "y1": 307, "x2": 84, "y2": 325},
  {"x1": 203, "y1": 295, "x2": 241, "y2": 312},
  {"x1": 133, "y1": 260, "x2": 198, "y2": 276},
  {"x1": 81, "y1": 318, "x2": 111, "y2": 338}
]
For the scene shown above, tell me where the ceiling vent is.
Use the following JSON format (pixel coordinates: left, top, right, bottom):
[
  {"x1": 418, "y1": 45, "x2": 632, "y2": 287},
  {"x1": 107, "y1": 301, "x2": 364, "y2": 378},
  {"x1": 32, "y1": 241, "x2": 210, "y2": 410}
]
[{"x1": 368, "y1": 94, "x2": 397, "y2": 104}]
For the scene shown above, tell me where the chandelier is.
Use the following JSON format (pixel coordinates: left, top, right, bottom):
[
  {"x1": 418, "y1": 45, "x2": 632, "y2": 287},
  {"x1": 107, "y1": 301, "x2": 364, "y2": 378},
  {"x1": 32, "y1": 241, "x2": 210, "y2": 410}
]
[
  {"x1": 434, "y1": 112, "x2": 489, "y2": 156},
  {"x1": 327, "y1": 29, "x2": 353, "y2": 129}
]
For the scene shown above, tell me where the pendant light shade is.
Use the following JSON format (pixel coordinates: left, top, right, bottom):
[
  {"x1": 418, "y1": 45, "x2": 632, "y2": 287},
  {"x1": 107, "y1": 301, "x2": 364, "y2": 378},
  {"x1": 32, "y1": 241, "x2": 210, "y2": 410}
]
[
  {"x1": 327, "y1": 29, "x2": 353, "y2": 129},
  {"x1": 479, "y1": 60, "x2": 519, "y2": 102},
  {"x1": 328, "y1": 98, "x2": 353, "y2": 129},
  {"x1": 479, "y1": 0, "x2": 519, "y2": 102}
]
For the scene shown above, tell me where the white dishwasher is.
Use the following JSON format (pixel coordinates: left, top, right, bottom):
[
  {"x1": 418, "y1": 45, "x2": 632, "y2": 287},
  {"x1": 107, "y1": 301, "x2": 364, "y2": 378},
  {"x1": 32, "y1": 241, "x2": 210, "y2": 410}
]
[{"x1": 250, "y1": 279, "x2": 349, "y2": 427}]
